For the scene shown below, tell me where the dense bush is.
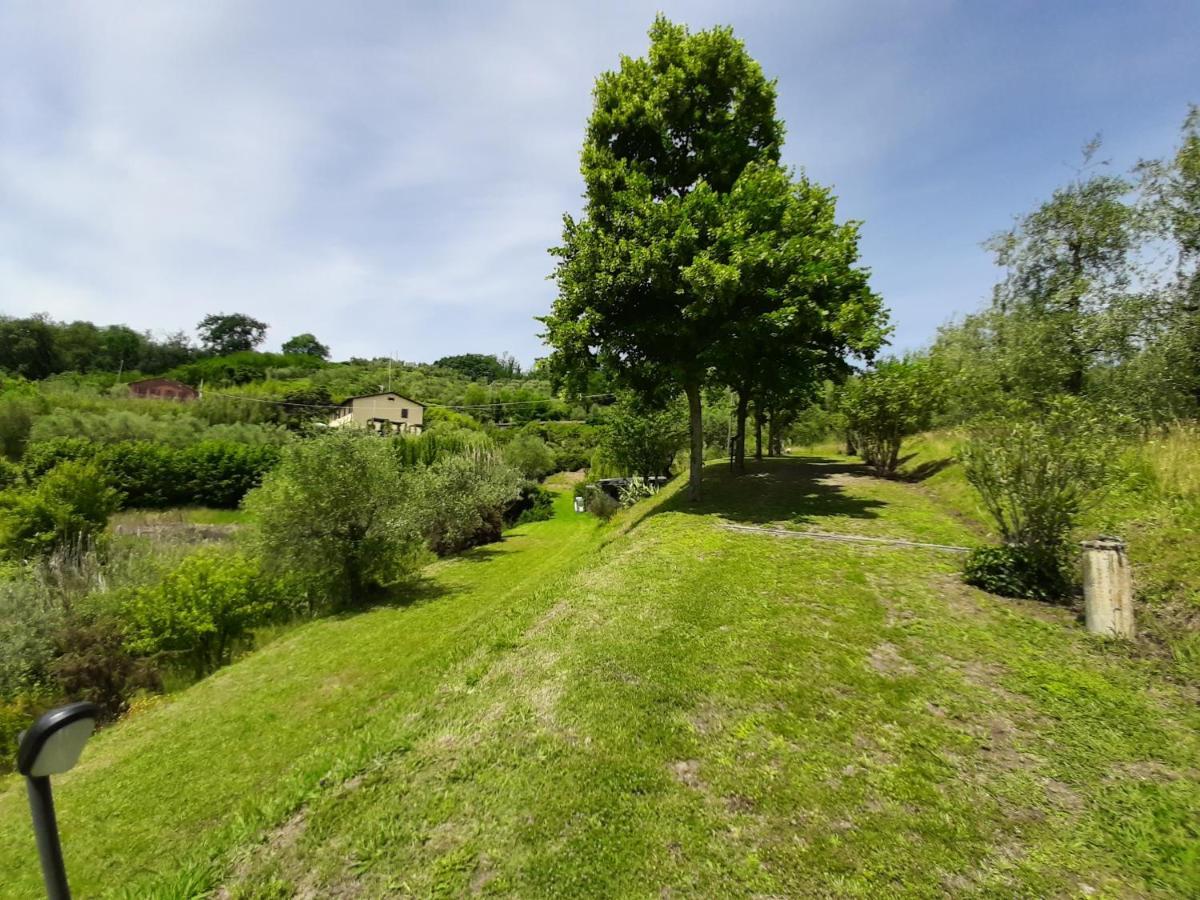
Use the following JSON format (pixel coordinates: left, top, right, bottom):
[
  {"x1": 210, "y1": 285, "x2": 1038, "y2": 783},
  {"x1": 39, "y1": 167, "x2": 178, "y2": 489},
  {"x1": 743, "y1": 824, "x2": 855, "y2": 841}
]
[
  {"x1": 50, "y1": 616, "x2": 161, "y2": 718},
  {"x1": 503, "y1": 433, "x2": 556, "y2": 479},
  {"x1": 410, "y1": 451, "x2": 525, "y2": 555},
  {"x1": 22, "y1": 438, "x2": 280, "y2": 509},
  {"x1": 575, "y1": 482, "x2": 620, "y2": 519},
  {"x1": 169, "y1": 350, "x2": 326, "y2": 388},
  {"x1": 29, "y1": 409, "x2": 292, "y2": 448},
  {"x1": 519, "y1": 421, "x2": 600, "y2": 472},
  {"x1": 120, "y1": 548, "x2": 280, "y2": 678},
  {"x1": 0, "y1": 460, "x2": 122, "y2": 558},
  {"x1": 389, "y1": 429, "x2": 492, "y2": 468},
  {"x1": 962, "y1": 544, "x2": 1074, "y2": 603},
  {"x1": 505, "y1": 482, "x2": 556, "y2": 525},
  {"x1": 842, "y1": 359, "x2": 936, "y2": 476},
  {"x1": 600, "y1": 399, "x2": 687, "y2": 478},
  {"x1": 246, "y1": 430, "x2": 425, "y2": 606},
  {"x1": 958, "y1": 398, "x2": 1122, "y2": 601}
]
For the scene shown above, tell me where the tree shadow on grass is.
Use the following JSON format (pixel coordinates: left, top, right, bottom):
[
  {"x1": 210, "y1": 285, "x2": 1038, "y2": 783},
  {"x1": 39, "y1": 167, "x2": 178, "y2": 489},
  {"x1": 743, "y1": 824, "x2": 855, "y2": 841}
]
[
  {"x1": 653, "y1": 456, "x2": 886, "y2": 527},
  {"x1": 353, "y1": 574, "x2": 455, "y2": 614},
  {"x1": 899, "y1": 457, "x2": 954, "y2": 483}
]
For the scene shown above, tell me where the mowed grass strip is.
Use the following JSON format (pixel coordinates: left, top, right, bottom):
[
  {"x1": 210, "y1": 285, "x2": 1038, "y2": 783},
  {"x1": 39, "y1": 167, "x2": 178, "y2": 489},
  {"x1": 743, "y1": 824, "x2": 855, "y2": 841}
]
[
  {"x1": 2, "y1": 460, "x2": 1199, "y2": 897},
  {"x1": 0, "y1": 490, "x2": 602, "y2": 897},
  {"x1": 224, "y1": 462, "x2": 1200, "y2": 898}
]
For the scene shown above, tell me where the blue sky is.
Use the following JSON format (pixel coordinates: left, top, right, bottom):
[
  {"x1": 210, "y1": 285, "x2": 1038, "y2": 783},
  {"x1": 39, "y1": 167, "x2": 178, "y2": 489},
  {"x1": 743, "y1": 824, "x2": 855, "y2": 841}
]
[{"x1": 2, "y1": 1, "x2": 1197, "y2": 364}]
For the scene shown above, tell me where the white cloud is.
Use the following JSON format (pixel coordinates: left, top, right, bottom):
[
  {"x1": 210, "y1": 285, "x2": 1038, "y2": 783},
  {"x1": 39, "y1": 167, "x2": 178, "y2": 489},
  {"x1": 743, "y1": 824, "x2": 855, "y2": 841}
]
[{"x1": 1, "y1": 0, "x2": 1197, "y2": 362}]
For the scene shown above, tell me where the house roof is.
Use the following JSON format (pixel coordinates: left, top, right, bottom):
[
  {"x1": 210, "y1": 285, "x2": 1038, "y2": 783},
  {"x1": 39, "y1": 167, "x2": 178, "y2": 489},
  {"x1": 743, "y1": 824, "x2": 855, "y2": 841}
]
[{"x1": 338, "y1": 392, "x2": 425, "y2": 408}]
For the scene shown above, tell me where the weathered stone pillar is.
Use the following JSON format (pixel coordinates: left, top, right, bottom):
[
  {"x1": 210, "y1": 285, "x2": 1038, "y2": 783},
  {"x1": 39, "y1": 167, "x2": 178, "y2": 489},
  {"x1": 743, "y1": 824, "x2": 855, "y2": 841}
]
[{"x1": 1080, "y1": 537, "x2": 1135, "y2": 639}]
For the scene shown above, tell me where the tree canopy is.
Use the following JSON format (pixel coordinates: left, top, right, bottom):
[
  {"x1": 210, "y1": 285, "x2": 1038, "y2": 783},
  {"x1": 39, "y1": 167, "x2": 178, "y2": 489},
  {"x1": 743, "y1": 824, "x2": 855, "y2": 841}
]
[
  {"x1": 542, "y1": 17, "x2": 887, "y2": 497},
  {"x1": 280, "y1": 333, "x2": 330, "y2": 359},
  {"x1": 197, "y1": 313, "x2": 268, "y2": 356}
]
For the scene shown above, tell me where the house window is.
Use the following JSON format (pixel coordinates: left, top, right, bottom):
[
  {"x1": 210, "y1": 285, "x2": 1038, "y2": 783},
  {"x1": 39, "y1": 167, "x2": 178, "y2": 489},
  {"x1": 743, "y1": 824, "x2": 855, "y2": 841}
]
[{"x1": 401, "y1": 408, "x2": 409, "y2": 419}]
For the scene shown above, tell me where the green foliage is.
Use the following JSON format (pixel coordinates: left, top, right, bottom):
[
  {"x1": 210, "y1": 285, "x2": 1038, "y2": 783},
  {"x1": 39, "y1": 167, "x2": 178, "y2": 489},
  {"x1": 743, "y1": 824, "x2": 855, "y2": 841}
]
[
  {"x1": 618, "y1": 475, "x2": 660, "y2": 508},
  {"x1": 600, "y1": 398, "x2": 687, "y2": 478},
  {"x1": 22, "y1": 438, "x2": 280, "y2": 509},
  {"x1": 0, "y1": 386, "x2": 47, "y2": 460},
  {"x1": 519, "y1": 421, "x2": 599, "y2": 472},
  {"x1": 962, "y1": 544, "x2": 1074, "y2": 603},
  {"x1": 543, "y1": 17, "x2": 785, "y2": 501},
  {"x1": 280, "y1": 333, "x2": 330, "y2": 359},
  {"x1": 246, "y1": 430, "x2": 424, "y2": 606},
  {"x1": 575, "y1": 482, "x2": 620, "y2": 519},
  {"x1": 197, "y1": 313, "x2": 268, "y2": 356},
  {"x1": 121, "y1": 548, "x2": 278, "y2": 678},
  {"x1": 502, "y1": 433, "x2": 556, "y2": 480},
  {"x1": 505, "y1": 483, "x2": 556, "y2": 526},
  {"x1": 842, "y1": 359, "x2": 936, "y2": 476},
  {"x1": 170, "y1": 350, "x2": 326, "y2": 388},
  {"x1": 958, "y1": 398, "x2": 1123, "y2": 600},
  {"x1": 409, "y1": 452, "x2": 524, "y2": 555},
  {"x1": 0, "y1": 460, "x2": 122, "y2": 557},
  {"x1": 0, "y1": 315, "x2": 194, "y2": 379},
  {"x1": 50, "y1": 616, "x2": 162, "y2": 718},
  {"x1": 29, "y1": 408, "x2": 292, "y2": 447},
  {"x1": 390, "y1": 429, "x2": 492, "y2": 468},
  {"x1": 434, "y1": 353, "x2": 521, "y2": 381}
]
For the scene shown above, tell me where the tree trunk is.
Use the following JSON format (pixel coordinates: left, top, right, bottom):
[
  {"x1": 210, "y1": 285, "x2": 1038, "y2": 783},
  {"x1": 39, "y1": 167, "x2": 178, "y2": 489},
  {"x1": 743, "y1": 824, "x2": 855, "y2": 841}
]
[
  {"x1": 686, "y1": 381, "x2": 704, "y2": 502},
  {"x1": 767, "y1": 406, "x2": 778, "y2": 457},
  {"x1": 734, "y1": 391, "x2": 749, "y2": 475},
  {"x1": 754, "y1": 405, "x2": 763, "y2": 461}
]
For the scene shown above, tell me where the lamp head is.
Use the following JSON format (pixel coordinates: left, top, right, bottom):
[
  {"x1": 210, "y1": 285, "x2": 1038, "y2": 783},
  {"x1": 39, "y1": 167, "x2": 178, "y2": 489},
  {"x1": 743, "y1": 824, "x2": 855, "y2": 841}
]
[{"x1": 17, "y1": 702, "x2": 100, "y2": 778}]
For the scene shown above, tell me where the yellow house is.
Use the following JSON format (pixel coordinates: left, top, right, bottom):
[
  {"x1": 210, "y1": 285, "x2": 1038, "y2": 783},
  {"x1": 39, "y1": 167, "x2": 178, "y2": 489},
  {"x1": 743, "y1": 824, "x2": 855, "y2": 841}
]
[{"x1": 328, "y1": 392, "x2": 425, "y2": 434}]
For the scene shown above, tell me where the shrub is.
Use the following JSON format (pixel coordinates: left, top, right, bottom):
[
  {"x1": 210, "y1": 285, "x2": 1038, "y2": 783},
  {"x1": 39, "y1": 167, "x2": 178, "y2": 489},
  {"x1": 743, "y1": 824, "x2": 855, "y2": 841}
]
[
  {"x1": 618, "y1": 475, "x2": 659, "y2": 508},
  {"x1": 411, "y1": 451, "x2": 525, "y2": 555},
  {"x1": 390, "y1": 429, "x2": 493, "y2": 469},
  {"x1": 22, "y1": 438, "x2": 280, "y2": 509},
  {"x1": 50, "y1": 616, "x2": 161, "y2": 719},
  {"x1": 958, "y1": 397, "x2": 1123, "y2": 601},
  {"x1": 962, "y1": 545, "x2": 1074, "y2": 602},
  {"x1": 0, "y1": 458, "x2": 22, "y2": 491},
  {"x1": 505, "y1": 482, "x2": 556, "y2": 525},
  {"x1": 600, "y1": 399, "x2": 687, "y2": 478},
  {"x1": 246, "y1": 430, "x2": 424, "y2": 606},
  {"x1": 0, "y1": 460, "x2": 122, "y2": 557},
  {"x1": 575, "y1": 482, "x2": 619, "y2": 519},
  {"x1": 121, "y1": 548, "x2": 278, "y2": 678},
  {"x1": 842, "y1": 359, "x2": 936, "y2": 476},
  {"x1": 503, "y1": 434, "x2": 556, "y2": 480}
]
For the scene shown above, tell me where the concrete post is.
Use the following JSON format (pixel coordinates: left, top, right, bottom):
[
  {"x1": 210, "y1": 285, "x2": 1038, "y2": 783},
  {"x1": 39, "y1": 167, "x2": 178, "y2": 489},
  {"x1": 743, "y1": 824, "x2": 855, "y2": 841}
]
[{"x1": 1080, "y1": 537, "x2": 1135, "y2": 639}]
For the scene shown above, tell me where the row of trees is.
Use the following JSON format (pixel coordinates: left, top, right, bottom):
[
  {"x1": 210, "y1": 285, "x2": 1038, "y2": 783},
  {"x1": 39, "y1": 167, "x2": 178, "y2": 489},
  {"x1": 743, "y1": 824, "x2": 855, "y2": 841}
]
[
  {"x1": 0, "y1": 312, "x2": 330, "y2": 380},
  {"x1": 541, "y1": 18, "x2": 889, "y2": 501}
]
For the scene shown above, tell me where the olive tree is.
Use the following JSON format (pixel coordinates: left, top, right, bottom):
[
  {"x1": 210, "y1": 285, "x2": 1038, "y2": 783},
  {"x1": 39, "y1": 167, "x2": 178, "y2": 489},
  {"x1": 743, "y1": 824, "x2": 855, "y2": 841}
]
[{"x1": 244, "y1": 429, "x2": 423, "y2": 606}]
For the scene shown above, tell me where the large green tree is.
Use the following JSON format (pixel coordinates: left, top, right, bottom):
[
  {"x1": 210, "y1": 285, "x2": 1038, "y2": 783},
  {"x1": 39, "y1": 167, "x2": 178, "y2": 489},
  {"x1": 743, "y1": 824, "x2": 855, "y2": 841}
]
[
  {"x1": 542, "y1": 17, "x2": 784, "y2": 500},
  {"x1": 281, "y1": 333, "x2": 330, "y2": 359},
  {"x1": 197, "y1": 313, "x2": 268, "y2": 356},
  {"x1": 695, "y1": 164, "x2": 886, "y2": 473}
]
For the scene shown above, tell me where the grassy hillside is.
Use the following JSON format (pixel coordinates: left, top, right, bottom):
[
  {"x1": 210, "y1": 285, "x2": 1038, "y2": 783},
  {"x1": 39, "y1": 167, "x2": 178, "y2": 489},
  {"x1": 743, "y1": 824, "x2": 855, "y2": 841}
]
[
  {"x1": 876, "y1": 429, "x2": 1200, "y2": 679},
  {"x1": 1, "y1": 462, "x2": 1198, "y2": 897}
]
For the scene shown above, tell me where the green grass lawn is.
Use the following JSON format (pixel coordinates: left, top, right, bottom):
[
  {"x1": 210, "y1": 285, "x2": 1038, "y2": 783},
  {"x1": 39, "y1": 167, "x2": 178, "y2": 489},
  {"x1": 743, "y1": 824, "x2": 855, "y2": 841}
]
[{"x1": 1, "y1": 461, "x2": 1198, "y2": 897}]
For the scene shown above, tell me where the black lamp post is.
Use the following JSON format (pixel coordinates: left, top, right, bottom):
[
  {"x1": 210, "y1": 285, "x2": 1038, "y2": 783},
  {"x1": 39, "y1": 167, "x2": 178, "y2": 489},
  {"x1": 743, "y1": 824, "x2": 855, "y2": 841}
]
[{"x1": 16, "y1": 701, "x2": 99, "y2": 900}]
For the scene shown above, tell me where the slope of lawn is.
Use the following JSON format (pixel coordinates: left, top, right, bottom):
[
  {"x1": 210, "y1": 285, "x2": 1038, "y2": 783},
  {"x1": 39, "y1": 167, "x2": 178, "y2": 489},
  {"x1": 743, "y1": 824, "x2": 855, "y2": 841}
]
[{"x1": 2, "y1": 460, "x2": 1199, "y2": 897}]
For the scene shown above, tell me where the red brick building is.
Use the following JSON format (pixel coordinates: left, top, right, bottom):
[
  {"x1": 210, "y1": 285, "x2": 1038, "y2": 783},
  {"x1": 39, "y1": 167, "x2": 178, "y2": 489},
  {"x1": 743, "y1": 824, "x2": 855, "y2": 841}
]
[{"x1": 127, "y1": 378, "x2": 198, "y2": 401}]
